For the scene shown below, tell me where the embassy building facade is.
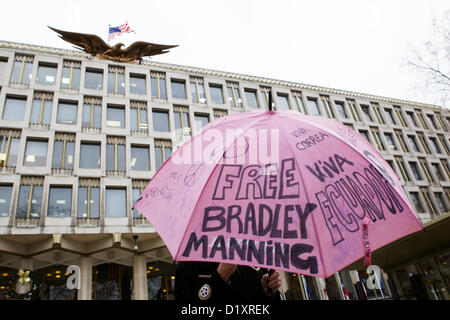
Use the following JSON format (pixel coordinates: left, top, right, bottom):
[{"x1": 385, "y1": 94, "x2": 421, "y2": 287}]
[{"x1": 0, "y1": 40, "x2": 449, "y2": 300}]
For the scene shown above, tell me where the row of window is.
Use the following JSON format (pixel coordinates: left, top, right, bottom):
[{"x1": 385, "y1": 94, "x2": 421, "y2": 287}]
[
  {"x1": 0, "y1": 132, "x2": 172, "y2": 172},
  {"x1": 356, "y1": 126, "x2": 449, "y2": 156},
  {"x1": 2, "y1": 54, "x2": 449, "y2": 131},
  {"x1": 1, "y1": 95, "x2": 216, "y2": 133},
  {"x1": 408, "y1": 188, "x2": 449, "y2": 216},
  {"x1": 0, "y1": 181, "x2": 446, "y2": 221},
  {"x1": 385, "y1": 156, "x2": 449, "y2": 185},
  {"x1": 0, "y1": 180, "x2": 146, "y2": 219}
]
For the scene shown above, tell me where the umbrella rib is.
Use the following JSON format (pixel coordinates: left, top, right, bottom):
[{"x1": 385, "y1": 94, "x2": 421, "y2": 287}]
[
  {"x1": 174, "y1": 112, "x2": 269, "y2": 261},
  {"x1": 276, "y1": 115, "x2": 328, "y2": 278}
]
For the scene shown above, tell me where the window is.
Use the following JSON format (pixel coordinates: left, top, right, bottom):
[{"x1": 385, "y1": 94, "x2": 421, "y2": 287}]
[
  {"x1": 194, "y1": 114, "x2": 209, "y2": 132},
  {"x1": 418, "y1": 158, "x2": 433, "y2": 182},
  {"x1": 394, "y1": 106, "x2": 407, "y2": 127},
  {"x1": 415, "y1": 109, "x2": 428, "y2": 130},
  {"x1": 213, "y1": 109, "x2": 228, "y2": 120},
  {"x1": 431, "y1": 163, "x2": 445, "y2": 181},
  {"x1": 36, "y1": 63, "x2": 57, "y2": 85},
  {"x1": 106, "y1": 188, "x2": 126, "y2": 217},
  {"x1": 306, "y1": 98, "x2": 320, "y2": 116},
  {"x1": 335, "y1": 101, "x2": 347, "y2": 118},
  {"x1": 384, "y1": 133, "x2": 397, "y2": 151},
  {"x1": 190, "y1": 77, "x2": 206, "y2": 103},
  {"x1": 292, "y1": 92, "x2": 306, "y2": 114},
  {"x1": 154, "y1": 140, "x2": 172, "y2": 170},
  {"x1": 395, "y1": 156, "x2": 410, "y2": 182},
  {"x1": 0, "y1": 56, "x2": 8, "y2": 77},
  {"x1": 80, "y1": 142, "x2": 101, "y2": 169},
  {"x1": 48, "y1": 186, "x2": 72, "y2": 217},
  {"x1": 130, "y1": 101, "x2": 148, "y2": 133},
  {"x1": 57, "y1": 100, "x2": 78, "y2": 124},
  {"x1": 209, "y1": 84, "x2": 224, "y2": 104},
  {"x1": 24, "y1": 139, "x2": 48, "y2": 167},
  {"x1": 320, "y1": 96, "x2": 334, "y2": 118},
  {"x1": 420, "y1": 187, "x2": 437, "y2": 215},
  {"x1": 16, "y1": 177, "x2": 44, "y2": 219},
  {"x1": 429, "y1": 137, "x2": 441, "y2": 154},
  {"x1": 410, "y1": 192, "x2": 425, "y2": 213},
  {"x1": 130, "y1": 73, "x2": 146, "y2": 95},
  {"x1": 406, "y1": 111, "x2": 417, "y2": 127},
  {"x1": 409, "y1": 161, "x2": 422, "y2": 180},
  {"x1": 245, "y1": 89, "x2": 259, "y2": 109},
  {"x1": 227, "y1": 82, "x2": 242, "y2": 108},
  {"x1": 0, "y1": 130, "x2": 20, "y2": 168},
  {"x1": 52, "y1": 133, "x2": 75, "y2": 170},
  {"x1": 174, "y1": 106, "x2": 191, "y2": 136},
  {"x1": 2, "y1": 96, "x2": 26, "y2": 121},
  {"x1": 277, "y1": 93, "x2": 290, "y2": 110},
  {"x1": 106, "y1": 105, "x2": 125, "y2": 128},
  {"x1": 361, "y1": 105, "x2": 373, "y2": 122},
  {"x1": 416, "y1": 132, "x2": 431, "y2": 154},
  {"x1": 132, "y1": 181, "x2": 147, "y2": 219},
  {"x1": 427, "y1": 114, "x2": 438, "y2": 129},
  {"x1": 152, "y1": 110, "x2": 170, "y2": 132},
  {"x1": 30, "y1": 92, "x2": 53, "y2": 125},
  {"x1": 384, "y1": 108, "x2": 396, "y2": 125},
  {"x1": 82, "y1": 96, "x2": 102, "y2": 129},
  {"x1": 407, "y1": 135, "x2": 420, "y2": 153},
  {"x1": 394, "y1": 130, "x2": 408, "y2": 153},
  {"x1": 10, "y1": 54, "x2": 33, "y2": 85},
  {"x1": 150, "y1": 71, "x2": 167, "y2": 100},
  {"x1": 61, "y1": 60, "x2": 81, "y2": 90},
  {"x1": 107, "y1": 66, "x2": 125, "y2": 95},
  {"x1": 131, "y1": 145, "x2": 150, "y2": 171},
  {"x1": 85, "y1": 68, "x2": 103, "y2": 90},
  {"x1": 0, "y1": 185, "x2": 12, "y2": 217},
  {"x1": 106, "y1": 136, "x2": 126, "y2": 172},
  {"x1": 260, "y1": 87, "x2": 271, "y2": 110},
  {"x1": 371, "y1": 103, "x2": 384, "y2": 124},
  {"x1": 441, "y1": 160, "x2": 450, "y2": 179},
  {"x1": 370, "y1": 127, "x2": 385, "y2": 151},
  {"x1": 171, "y1": 79, "x2": 187, "y2": 99},
  {"x1": 437, "y1": 134, "x2": 449, "y2": 155},
  {"x1": 359, "y1": 130, "x2": 370, "y2": 142},
  {"x1": 434, "y1": 192, "x2": 448, "y2": 213},
  {"x1": 77, "y1": 183, "x2": 100, "y2": 219},
  {"x1": 435, "y1": 112, "x2": 447, "y2": 132},
  {"x1": 347, "y1": 99, "x2": 361, "y2": 121}
]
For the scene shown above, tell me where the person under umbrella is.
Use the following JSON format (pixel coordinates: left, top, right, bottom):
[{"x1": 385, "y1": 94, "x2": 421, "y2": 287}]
[{"x1": 175, "y1": 262, "x2": 282, "y2": 302}]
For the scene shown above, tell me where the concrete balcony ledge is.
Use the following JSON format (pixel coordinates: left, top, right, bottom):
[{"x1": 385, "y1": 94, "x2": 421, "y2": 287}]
[
  {"x1": 51, "y1": 168, "x2": 74, "y2": 176},
  {"x1": 77, "y1": 218, "x2": 100, "y2": 228},
  {"x1": 15, "y1": 218, "x2": 40, "y2": 228},
  {"x1": 106, "y1": 170, "x2": 126, "y2": 178}
]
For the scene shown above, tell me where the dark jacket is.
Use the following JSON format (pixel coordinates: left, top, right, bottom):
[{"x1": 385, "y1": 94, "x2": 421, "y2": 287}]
[{"x1": 174, "y1": 261, "x2": 281, "y2": 302}]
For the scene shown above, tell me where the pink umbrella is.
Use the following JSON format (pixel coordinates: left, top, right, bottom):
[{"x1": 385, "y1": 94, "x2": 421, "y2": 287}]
[{"x1": 133, "y1": 110, "x2": 423, "y2": 278}]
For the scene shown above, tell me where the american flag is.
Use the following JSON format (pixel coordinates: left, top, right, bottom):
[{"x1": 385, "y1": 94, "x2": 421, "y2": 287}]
[{"x1": 108, "y1": 21, "x2": 135, "y2": 41}]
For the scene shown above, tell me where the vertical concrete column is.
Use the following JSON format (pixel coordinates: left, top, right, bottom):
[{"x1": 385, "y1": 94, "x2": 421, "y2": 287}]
[
  {"x1": 133, "y1": 254, "x2": 148, "y2": 300},
  {"x1": 77, "y1": 255, "x2": 92, "y2": 300}
]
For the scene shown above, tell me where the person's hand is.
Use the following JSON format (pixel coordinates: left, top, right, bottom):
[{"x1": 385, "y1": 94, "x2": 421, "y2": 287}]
[
  {"x1": 261, "y1": 271, "x2": 282, "y2": 296},
  {"x1": 217, "y1": 263, "x2": 238, "y2": 282}
]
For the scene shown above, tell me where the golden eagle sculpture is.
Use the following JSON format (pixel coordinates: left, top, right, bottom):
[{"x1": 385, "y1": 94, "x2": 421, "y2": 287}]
[{"x1": 49, "y1": 26, "x2": 178, "y2": 63}]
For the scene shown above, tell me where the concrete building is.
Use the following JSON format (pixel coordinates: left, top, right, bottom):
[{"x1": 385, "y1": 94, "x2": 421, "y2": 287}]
[{"x1": 0, "y1": 40, "x2": 448, "y2": 300}]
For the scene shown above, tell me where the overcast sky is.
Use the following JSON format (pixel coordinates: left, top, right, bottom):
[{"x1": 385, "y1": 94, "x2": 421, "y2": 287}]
[{"x1": 1, "y1": 0, "x2": 448, "y2": 106}]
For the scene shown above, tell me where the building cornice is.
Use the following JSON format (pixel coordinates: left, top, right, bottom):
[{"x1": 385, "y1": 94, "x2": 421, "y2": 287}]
[{"x1": 0, "y1": 40, "x2": 447, "y2": 111}]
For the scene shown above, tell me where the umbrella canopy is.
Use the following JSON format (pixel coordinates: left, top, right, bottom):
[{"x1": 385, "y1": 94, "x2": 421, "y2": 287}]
[{"x1": 133, "y1": 110, "x2": 423, "y2": 278}]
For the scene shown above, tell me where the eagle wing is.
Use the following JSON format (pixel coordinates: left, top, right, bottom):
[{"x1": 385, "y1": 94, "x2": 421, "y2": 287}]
[
  {"x1": 48, "y1": 26, "x2": 110, "y2": 55},
  {"x1": 123, "y1": 41, "x2": 178, "y2": 59}
]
